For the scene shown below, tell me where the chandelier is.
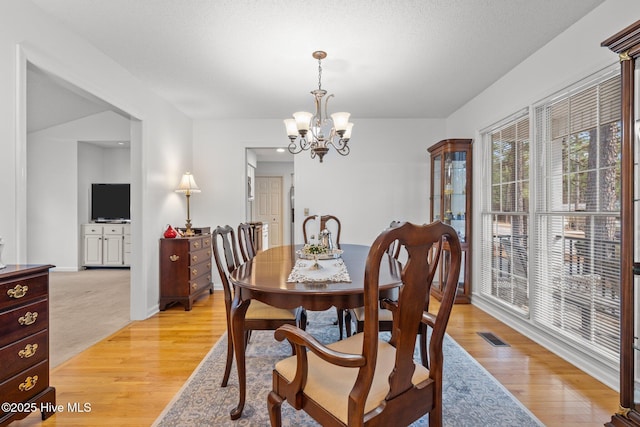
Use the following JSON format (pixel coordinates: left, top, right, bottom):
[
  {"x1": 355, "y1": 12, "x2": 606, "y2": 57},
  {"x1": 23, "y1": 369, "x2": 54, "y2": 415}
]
[{"x1": 284, "y1": 51, "x2": 353, "y2": 163}]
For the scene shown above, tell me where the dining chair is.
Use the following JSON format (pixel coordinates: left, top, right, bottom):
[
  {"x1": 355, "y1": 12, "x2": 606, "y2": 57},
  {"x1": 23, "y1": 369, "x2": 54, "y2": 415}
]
[
  {"x1": 302, "y1": 214, "x2": 341, "y2": 248},
  {"x1": 345, "y1": 220, "x2": 430, "y2": 366},
  {"x1": 302, "y1": 214, "x2": 345, "y2": 337},
  {"x1": 212, "y1": 225, "x2": 306, "y2": 388},
  {"x1": 268, "y1": 221, "x2": 461, "y2": 427},
  {"x1": 237, "y1": 222, "x2": 257, "y2": 262}
]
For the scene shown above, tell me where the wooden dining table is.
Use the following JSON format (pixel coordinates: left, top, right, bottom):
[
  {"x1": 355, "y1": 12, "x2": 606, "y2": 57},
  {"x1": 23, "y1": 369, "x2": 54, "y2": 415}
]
[{"x1": 227, "y1": 243, "x2": 402, "y2": 420}]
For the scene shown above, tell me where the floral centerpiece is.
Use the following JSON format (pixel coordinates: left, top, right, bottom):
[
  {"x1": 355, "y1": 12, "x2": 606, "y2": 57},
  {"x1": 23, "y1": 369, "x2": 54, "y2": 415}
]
[{"x1": 301, "y1": 243, "x2": 329, "y2": 256}]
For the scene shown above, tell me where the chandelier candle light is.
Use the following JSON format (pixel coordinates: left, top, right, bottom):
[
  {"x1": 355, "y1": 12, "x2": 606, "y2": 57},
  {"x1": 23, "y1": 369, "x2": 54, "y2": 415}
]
[
  {"x1": 284, "y1": 51, "x2": 353, "y2": 162},
  {"x1": 175, "y1": 172, "x2": 200, "y2": 237}
]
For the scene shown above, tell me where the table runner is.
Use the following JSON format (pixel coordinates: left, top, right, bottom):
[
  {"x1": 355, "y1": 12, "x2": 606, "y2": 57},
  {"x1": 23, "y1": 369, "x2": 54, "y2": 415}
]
[{"x1": 287, "y1": 258, "x2": 351, "y2": 283}]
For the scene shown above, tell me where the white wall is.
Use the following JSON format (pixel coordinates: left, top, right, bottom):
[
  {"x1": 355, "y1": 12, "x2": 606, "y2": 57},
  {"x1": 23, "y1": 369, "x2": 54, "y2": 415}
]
[
  {"x1": 193, "y1": 118, "x2": 446, "y2": 256},
  {"x1": 26, "y1": 137, "x2": 77, "y2": 269},
  {"x1": 445, "y1": 0, "x2": 640, "y2": 389},
  {"x1": 1, "y1": 0, "x2": 193, "y2": 319}
]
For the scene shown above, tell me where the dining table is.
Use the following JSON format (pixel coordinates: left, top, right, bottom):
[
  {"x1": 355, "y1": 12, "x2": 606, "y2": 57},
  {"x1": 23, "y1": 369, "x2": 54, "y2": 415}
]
[{"x1": 227, "y1": 243, "x2": 402, "y2": 420}]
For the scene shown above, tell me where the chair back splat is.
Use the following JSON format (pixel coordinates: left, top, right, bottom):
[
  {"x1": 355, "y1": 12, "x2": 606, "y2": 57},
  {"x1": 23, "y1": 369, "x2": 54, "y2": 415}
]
[
  {"x1": 268, "y1": 221, "x2": 462, "y2": 427},
  {"x1": 237, "y1": 222, "x2": 257, "y2": 262}
]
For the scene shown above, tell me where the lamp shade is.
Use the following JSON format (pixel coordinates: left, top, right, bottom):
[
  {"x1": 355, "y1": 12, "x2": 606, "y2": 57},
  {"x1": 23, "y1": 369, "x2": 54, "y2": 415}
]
[
  {"x1": 343, "y1": 122, "x2": 354, "y2": 139},
  {"x1": 175, "y1": 172, "x2": 201, "y2": 194},
  {"x1": 283, "y1": 118, "x2": 298, "y2": 137},
  {"x1": 330, "y1": 112, "x2": 350, "y2": 131},
  {"x1": 293, "y1": 111, "x2": 313, "y2": 132}
]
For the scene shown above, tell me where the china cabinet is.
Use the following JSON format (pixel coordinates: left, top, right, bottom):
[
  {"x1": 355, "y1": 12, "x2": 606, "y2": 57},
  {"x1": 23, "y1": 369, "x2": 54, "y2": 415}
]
[
  {"x1": 602, "y1": 20, "x2": 640, "y2": 427},
  {"x1": 428, "y1": 138, "x2": 472, "y2": 303}
]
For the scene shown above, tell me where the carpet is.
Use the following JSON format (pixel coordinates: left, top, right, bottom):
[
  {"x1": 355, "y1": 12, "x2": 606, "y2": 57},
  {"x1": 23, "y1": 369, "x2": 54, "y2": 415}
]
[
  {"x1": 49, "y1": 268, "x2": 130, "y2": 367},
  {"x1": 154, "y1": 309, "x2": 544, "y2": 427}
]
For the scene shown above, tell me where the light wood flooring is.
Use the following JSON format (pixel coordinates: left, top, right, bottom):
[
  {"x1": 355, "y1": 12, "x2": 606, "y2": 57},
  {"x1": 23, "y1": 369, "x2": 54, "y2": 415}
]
[{"x1": 14, "y1": 291, "x2": 618, "y2": 426}]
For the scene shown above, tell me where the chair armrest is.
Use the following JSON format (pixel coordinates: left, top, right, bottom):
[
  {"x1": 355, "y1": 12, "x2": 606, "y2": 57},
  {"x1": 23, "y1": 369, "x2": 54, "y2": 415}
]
[
  {"x1": 381, "y1": 298, "x2": 398, "y2": 313},
  {"x1": 274, "y1": 324, "x2": 366, "y2": 368},
  {"x1": 422, "y1": 312, "x2": 436, "y2": 328}
]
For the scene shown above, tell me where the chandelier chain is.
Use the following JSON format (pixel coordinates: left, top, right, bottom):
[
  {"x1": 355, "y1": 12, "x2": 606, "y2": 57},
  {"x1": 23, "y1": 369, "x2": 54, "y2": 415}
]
[{"x1": 317, "y1": 57, "x2": 323, "y2": 91}]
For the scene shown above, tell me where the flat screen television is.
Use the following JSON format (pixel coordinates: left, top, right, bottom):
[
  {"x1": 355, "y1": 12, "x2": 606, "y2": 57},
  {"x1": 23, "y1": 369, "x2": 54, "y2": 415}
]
[{"x1": 91, "y1": 183, "x2": 130, "y2": 223}]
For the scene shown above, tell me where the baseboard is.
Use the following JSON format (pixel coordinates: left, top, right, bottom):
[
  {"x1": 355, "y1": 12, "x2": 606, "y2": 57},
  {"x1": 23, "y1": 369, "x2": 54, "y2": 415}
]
[
  {"x1": 50, "y1": 266, "x2": 81, "y2": 272},
  {"x1": 472, "y1": 294, "x2": 619, "y2": 392},
  {"x1": 147, "y1": 304, "x2": 160, "y2": 319}
]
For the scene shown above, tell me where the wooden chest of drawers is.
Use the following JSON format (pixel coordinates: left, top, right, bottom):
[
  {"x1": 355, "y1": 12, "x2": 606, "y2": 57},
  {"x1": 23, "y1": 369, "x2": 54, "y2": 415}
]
[
  {"x1": 159, "y1": 235, "x2": 213, "y2": 311},
  {"x1": 0, "y1": 264, "x2": 56, "y2": 426}
]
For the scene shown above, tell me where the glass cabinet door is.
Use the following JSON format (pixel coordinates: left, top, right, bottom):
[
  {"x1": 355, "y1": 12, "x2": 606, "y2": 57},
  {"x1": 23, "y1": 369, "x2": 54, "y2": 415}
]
[
  {"x1": 444, "y1": 151, "x2": 467, "y2": 242},
  {"x1": 432, "y1": 154, "x2": 441, "y2": 221}
]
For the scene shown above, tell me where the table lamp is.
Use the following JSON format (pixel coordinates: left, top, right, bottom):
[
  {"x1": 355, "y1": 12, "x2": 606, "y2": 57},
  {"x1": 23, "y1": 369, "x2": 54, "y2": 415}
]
[{"x1": 175, "y1": 172, "x2": 201, "y2": 236}]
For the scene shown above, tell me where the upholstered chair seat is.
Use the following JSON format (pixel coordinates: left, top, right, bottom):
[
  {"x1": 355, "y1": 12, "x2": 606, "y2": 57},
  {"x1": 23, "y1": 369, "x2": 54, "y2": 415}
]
[
  {"x1": 246, "y1": 300, "x2": 298, "y2": 321},
  {"x1": 275, "y1": 332, "x2": 430, "y2": 424}
]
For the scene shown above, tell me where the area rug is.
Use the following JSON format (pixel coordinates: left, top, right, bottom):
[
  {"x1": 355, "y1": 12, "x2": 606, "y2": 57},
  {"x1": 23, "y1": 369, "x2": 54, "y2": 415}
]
[{"x1": 154, "y1": 309, "x2": 544, "y2": 426}]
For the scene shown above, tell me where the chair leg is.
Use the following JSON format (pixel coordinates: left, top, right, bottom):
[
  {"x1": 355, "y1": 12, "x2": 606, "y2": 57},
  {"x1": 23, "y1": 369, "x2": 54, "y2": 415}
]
[
  {"x1": 221, "y1": 328, "x2": 234, "y2": 387},
  {"x1": 244, "y1": 330, "x2": 251, "y2": 350},
  {"x1": 297, "y1": 307, "x2": 307, "y2": 331},
  {"x1": 345, "y1": 310, "x2": 353, "y2": 337},
  {"x1": 429, "y1": 401, "x2": 442, "y2": 427},
  {"x1": 336, "y1": 307, "x2": 344, "y2": 339},
  {"x1": 267, "y1": 390, "x2": 283, "y2": 427}
]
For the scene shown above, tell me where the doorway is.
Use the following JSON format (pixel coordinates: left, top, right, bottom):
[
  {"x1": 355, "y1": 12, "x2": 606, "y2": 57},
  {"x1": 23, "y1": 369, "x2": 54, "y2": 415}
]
[
  {"x1": 26, "y1": 62, "x2": 134, "y2": 271},
  {"x1": 20, "y1": 57, "x2": 139, "y2": 340},
  {"x1": 245, "y1": 148, "x2": 294, "y2": 248}
]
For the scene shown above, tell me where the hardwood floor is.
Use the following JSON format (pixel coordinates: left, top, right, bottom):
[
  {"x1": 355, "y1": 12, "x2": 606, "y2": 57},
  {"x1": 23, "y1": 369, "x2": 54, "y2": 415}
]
[{"x1": 14, "y1": 291, "x2": 617, "y2": 426}]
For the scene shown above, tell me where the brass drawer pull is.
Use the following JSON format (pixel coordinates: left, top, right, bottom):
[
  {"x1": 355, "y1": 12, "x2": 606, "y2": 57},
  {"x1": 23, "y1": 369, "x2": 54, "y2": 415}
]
[
  {"x1": 191, "y1": 283, "x2": 197, "y2": 290},
  {"x1": 18, "y1": 343, "x2": 38, "y2": 358},
  {"x1": 170, "y1": 254, "x2": 180, "y2": 262},
  {"x1": 7, "y1": 284, "x2": 29, "y2": 299},
  {"x1": 19, "y1": 375, "x2": 38, "y2": 392},
  {"x1": 191, "y1": 269, "x2": 198, "y2": 276},
  {"x1": 193, "y1": 241, "x2": 200, "y2": 249},
  {"x1": 18, "y1": 311, "x2": 38, "y2": 326},
  {"x1": 203, "y1": 238, "x2": 211, "y2": 246},
  {"x1": 192, "y1": 255, "x2": 198, "y2": 262}
]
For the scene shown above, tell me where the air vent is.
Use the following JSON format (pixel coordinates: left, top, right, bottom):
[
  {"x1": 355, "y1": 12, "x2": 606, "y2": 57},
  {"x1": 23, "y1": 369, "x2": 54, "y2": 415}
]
[{"x1": 477, "y1": 332, "x2": 510, "y2": 347}]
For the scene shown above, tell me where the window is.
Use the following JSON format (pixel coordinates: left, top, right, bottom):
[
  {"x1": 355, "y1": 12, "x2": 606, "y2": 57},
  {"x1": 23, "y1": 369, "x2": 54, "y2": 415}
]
[
  {"x1": 480, "y1": 67, "x2": 621, "y2": 362},
  {"x1": 480, "y1": 113, "x2": 530, "y2": 315},
  {"x1": 533, "y1": 72, "x2": 621, "y2": 359}
]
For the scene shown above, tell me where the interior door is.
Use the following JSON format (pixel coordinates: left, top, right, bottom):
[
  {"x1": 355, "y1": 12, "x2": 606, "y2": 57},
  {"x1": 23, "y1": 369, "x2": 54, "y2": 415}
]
[{"x1": 255, "y1": 176, "x2": 283, "y2": 247}]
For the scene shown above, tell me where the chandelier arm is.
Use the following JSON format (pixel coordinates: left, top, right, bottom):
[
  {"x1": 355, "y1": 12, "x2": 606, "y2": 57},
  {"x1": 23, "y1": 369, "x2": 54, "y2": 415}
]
[
  {"x1": 287, "y1": 140, "x2": 304, "y2": 155},
  {"x1": 324, "y1": 94, "x2": 334, "y2": 124},
  {"x1": 326, "y1": 139, "x2": 350, "y2": 156},
  {"x1": 287, "y1": 137, "x2": 313, "y2": 155}
]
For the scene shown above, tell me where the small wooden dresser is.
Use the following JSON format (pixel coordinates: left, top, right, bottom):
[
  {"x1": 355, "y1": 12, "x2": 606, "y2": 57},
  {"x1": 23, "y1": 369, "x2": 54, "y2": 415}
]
[
  {"x1": 159, "y1": 235, "x2": 213, "y2": 311},
  {"x1": 0, "y1": 264, "x2": 56, "y2": 426}
]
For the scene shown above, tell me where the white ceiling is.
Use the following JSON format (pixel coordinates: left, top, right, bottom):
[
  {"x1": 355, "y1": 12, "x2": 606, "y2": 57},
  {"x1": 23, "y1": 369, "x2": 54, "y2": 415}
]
[{"x1": 28, "y1": 0, "x2": 605, "y2": 127}]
